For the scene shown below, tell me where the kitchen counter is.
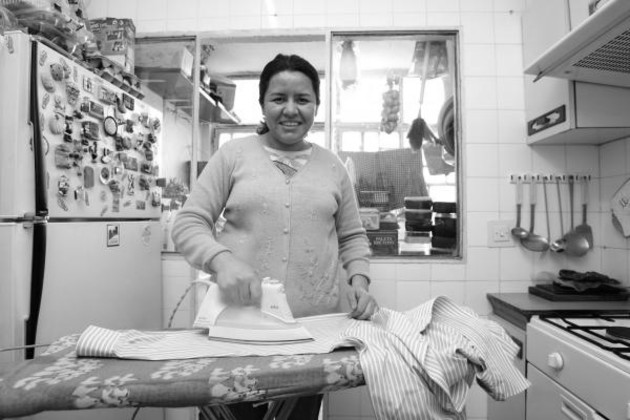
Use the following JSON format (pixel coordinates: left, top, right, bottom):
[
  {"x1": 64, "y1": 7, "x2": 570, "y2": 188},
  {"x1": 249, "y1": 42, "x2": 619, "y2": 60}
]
[{"x1": 487, "y1": 293, "x2": 630, "y2": 329}]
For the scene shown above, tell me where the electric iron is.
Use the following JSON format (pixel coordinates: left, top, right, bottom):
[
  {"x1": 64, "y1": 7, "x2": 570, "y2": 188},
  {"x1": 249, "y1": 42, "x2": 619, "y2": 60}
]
[{"x1": 193, "y1": 276, "x2": 313, "y2": 344}]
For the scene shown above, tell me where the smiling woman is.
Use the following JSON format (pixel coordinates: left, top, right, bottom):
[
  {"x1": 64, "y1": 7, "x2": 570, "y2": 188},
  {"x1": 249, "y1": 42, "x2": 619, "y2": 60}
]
[{"x1": 153, "y1": 29, "x2": 461, "y2": 260}]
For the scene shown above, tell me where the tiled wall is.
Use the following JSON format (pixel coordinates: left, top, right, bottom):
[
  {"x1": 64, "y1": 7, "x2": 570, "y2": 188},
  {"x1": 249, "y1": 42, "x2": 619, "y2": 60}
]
[{"x1": 90, "y1": 1, "x2": 630, "y2": 419}]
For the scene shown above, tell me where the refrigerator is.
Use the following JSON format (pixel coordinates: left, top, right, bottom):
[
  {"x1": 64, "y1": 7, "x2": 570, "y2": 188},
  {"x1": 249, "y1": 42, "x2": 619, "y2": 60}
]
[{"x1": 0, "y1": 32, "x2": 164, "y2": 419}]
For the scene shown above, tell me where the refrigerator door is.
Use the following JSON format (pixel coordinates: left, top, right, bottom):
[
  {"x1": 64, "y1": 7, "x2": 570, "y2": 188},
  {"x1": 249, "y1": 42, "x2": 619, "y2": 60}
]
[
  {"x1": 35, "y1": 220, "x2": 163, "y2": 347},
  {"x1": 0, "y1": 221, "x2": 33, "y2": 370},
  {"x1": 34, "y1": 41, "x2": 162, "y2": 220},
  {"x1": 0, "y1": 32, "x2": 35, "y2": 219}
]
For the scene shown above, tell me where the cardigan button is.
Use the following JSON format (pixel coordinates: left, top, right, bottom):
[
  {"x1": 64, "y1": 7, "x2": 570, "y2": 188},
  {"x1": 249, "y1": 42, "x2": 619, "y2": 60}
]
[
  {"x1": 283, "y1": 228, "x2": 289, "y2": 234},
  {"x1": 282, "y1": 257, "x2": 288, "y2": 262},
  {"x1": 285, "y1": 202, "x2": 290, "y2": 208},
  {"x1": 285, "y1": 179, "x2": 290, "y2": 184}
]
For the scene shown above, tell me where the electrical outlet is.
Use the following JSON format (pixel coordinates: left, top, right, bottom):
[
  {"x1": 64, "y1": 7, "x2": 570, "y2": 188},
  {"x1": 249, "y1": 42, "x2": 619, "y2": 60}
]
[{"x1": 487, "y1": 221, "x2": 515, "y2": 248}]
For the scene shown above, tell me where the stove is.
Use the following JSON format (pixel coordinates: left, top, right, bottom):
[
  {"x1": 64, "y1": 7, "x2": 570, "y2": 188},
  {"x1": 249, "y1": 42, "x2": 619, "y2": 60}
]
[{"x1": 526, "y1": 314, "x2": 630, "y2": 420}]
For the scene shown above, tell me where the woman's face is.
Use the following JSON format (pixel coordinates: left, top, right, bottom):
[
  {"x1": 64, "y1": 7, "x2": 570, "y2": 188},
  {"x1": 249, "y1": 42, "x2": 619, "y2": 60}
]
[{"x1": 261, "y1": 70, "x2": 318, "y2": 151}]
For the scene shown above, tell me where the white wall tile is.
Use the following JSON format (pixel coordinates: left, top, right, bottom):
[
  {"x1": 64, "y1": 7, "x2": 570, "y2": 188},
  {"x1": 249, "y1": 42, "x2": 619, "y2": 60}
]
[
  {"x1": 263, "y1": 0, "x2": 294, "y2": 16},
  {"x1": 461, "y1": 0, "x2": 494, "y2": 12},
  {"x1": 601, "y1": 248, "x2": 628, "y2": 284},
  {"x1": 360, "y1": 13, "x2": 394, "y2": 27},
  {"x1": 327, "y1": 0, "x2": 359, "y2": 15},
  {"x1": 431, "y1": 263, "x2": 466, "y2": 282},
  {"x1": 392, "y1": 12, "x2": 427, "y2": 27},
  {"x1": 465, "y1": 279, "x2": 500, "y2": 315},
  {"x1": 136, "y1": 0, "x2": 167, "y2": 21},
  {"x1": 166, "y1": 19, "x2": 199, "y2": 32},
  {"x1": 496, "y1": 76, "x2": 524, "y2": 110},
  {"x1": 499, "y1": 247, "x2": 533, "y2": 281},
  {"x1": 430, "y1": 280, "x2": 466, "y2": 303},
  {"x1": 359, "y1": 0, "x2": 393, "y2": 14},
  {"x1": 87, "y1": 0, "x2": 108, "y2": 19},
  {"x1": 497, "y1": 110, "x2": 526, "y2": 143},
  {"x1": 463, "y1": 44, "x2": 496, "y2": 77},
  {"x1": 294, "y1": 1, "x2": 326, "y2": 14},
  {"x1": 460, "y1": 12, "x2": 495, "y2": 44},
  {"x1": 493, "y1": 0, "x2": 525, "y2": 12},
  {"x1": 466, "y1": 145, "x2": 500, "y2": 177},
  {"x1": 426, "y1": 12, "x2": 460, "y2": 26},
  {"x1": 495, "y1": 44, "x2": 522, "y2": 76},
  {"x1": 463, "y1": 109, "x2": 499, "y2": 143},
  {"x1": 463, "y1": 77, "x2": 497, "y2": 109},
  {"x1": 397, "y1": 263, "x2": 431, "y2": 281},
  {"x1": 230, "y1": 0, "x2": 262, "y2": 16},
  {"x1": 327, "y1": 13, "x2": 360, "y2": 27},
  {"x1": 393, "y1": 0, "x2": 426, "y2": 13},
  {"x1": 293, "y1": 14, "x2": 327, "y2": 27},
  {"x1": 262, "y1": 14, "x2": 294, "y2": 29},
  {"x1": 467, "y1": 178, "x2": 500, "y2": 212},
  {"x1": 397, "y1": 281, "x2": 431, "y2": 310},
  {"x1": 600, "y1": 140, "x2": 627, "y2": 178},
  {"x1": 498, "y1": 143, "x2": 533, "y2": 175},
  {"x1": 370, "y1": 280, "x2": 399, "y2": 309},
  {"x1": 229, "y1": 15, "x2": 262, "y2": 30},
  {"x1": 198, "y1": 17, "x2": 232, "y2": 31},
  {"x1": 136, "y1": 19, "x2": 168, "y2": 33},
  {"x1": 466, "y1": 248, "x2": 500, "y2": 281},
  {"x1": 108, "y1": 0, "x2": 138, "y2": 20},
  {"x1": 499, "y1": 280, "x2": 530, "y2": 293},
  {"x1": 493, "y1": 11, "x2": 522, "y2": 43},
  {"x1": 531, "y1": 145, "x2": 566, "y2": 173},
  {"x1": 427, "y1": 0, "x2": 459, "y2": 13},
  {"x1": 199, "y1": 0, "x2": 229, "y2": 17},
  {"x1": 166, "y1": 0, "x2": 199, "y2": 20}
]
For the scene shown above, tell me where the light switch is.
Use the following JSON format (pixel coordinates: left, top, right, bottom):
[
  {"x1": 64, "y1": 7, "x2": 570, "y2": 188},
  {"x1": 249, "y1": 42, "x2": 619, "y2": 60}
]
[{"x1": 487, "y1": 220, "x2": 515, "y2": 248}]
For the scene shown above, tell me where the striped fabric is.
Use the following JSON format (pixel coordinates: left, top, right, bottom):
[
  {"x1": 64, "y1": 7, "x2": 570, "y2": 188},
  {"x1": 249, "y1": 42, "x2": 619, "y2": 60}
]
[
  {"x1": 74, "y1": 297, "x2": 528, "y2": 419},
  {"x1": 76, "y1": 313, "x2": 355, "y2": 359},
  {"x1": 341, "y1": 296, "x2": 530, "y2": 419}
]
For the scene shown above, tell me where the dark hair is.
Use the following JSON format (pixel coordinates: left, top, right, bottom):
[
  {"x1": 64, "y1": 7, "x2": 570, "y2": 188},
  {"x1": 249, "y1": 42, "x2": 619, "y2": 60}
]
[{"x1": 258, "y1": 53, "x2": 321, "y2": 107}]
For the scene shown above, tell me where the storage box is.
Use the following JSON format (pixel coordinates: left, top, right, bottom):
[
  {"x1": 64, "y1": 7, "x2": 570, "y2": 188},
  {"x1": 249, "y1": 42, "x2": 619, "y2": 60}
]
[
  {"x1": 367, "y1": 230, "x2": 399, "y2": 255},
  {"x1": 89, "y1": 17, "x2": 136, "y2": 73}
]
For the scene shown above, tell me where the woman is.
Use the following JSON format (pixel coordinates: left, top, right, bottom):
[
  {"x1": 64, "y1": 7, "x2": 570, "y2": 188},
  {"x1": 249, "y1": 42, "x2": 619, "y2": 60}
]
[{"x1": 171, "y1": 53, "x2": 377, "y2": 419}]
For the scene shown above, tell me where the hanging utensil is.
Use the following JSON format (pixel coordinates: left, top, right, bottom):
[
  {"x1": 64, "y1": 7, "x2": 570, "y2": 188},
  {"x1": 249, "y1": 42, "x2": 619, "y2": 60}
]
[
  {"x1": 550, "y1": 176, "x2": 566, "y2": 253},
  {"x1": 511, "y1": 176, "x2": 528, "y2": 239},
  {"x1": 575, "y1": 176, "x2": 594, "y2": 248},
  {"x1": 563, "y1": 175, "x2": 590, "y2": 257},
  {"x1": 521, "y1": 175, "x2": 550, "y2": 252},
  {"x1": 542, "y1": 175, "x2": 551, "y2": 242}
]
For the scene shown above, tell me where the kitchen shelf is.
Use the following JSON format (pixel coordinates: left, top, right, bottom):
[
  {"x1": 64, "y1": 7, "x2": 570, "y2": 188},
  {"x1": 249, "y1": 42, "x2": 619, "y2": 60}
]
[
  {"x1": 524, "y1": 0, "x2": 630, "y2": 88},
  {"x1": 135, "y1": 66, "x2": 240, "y2": 124}
]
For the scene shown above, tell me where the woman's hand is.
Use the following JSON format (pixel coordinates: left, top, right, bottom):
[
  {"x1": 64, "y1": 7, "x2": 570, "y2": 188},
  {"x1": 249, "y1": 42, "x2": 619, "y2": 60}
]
[
  {"x1": 207, "y1": 252, "x2": 262, "y2": 306},
  {"x1": 347, "y1": 275, "x2": 378, "y2": 320}
]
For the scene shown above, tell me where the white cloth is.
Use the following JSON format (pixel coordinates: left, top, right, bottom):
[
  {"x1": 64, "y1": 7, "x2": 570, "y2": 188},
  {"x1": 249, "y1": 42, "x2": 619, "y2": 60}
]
[{"x1": 75, "y1": 296, "x2": 529, "y2": 419}]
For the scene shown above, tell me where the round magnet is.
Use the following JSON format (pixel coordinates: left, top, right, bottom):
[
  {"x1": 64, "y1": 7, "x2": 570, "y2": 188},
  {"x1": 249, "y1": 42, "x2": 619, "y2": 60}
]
[{"x1": 103, "y1": 116, "x2": 119, "y2": 137}]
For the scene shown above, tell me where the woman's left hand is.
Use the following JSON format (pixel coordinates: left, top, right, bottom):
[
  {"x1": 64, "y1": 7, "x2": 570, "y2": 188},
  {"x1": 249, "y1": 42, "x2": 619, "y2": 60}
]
[{"x1": 347, "y1": 275, "x2": 378, "y2": 320}]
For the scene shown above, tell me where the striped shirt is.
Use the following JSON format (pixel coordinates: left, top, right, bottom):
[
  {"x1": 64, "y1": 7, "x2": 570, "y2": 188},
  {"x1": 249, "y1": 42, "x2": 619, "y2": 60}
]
[{"x1": 75, "y1": 296, "x2": 529, "y2": 418}]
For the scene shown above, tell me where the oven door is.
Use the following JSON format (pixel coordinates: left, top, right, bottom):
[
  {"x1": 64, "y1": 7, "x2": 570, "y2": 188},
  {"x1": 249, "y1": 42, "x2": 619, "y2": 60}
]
[{"x1": 526, "y1": 365, "x2": 607, "y2": 420}]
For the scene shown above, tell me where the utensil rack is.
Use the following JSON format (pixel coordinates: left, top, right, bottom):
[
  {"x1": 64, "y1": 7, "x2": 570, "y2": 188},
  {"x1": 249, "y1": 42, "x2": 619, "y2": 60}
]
[{"x1": 509, "y1": 173, "x2": 592, "y2": 183}]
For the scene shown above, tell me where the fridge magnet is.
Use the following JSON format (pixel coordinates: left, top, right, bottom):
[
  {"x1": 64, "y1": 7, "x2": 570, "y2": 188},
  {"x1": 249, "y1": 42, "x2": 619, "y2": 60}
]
[
  {"x1": 39, "y1": 50, "x2": 47, "y2": 66},
  {"x1": 136, "y1": 200, "x2": 146, "y2": 210},
  {"x1": 112, "y1": 194, "x2": 120, "y2": 213},
  {"x1": 57, "y1": 175, "x2": 70, "y2": 196},
  {"x1": 49, "y1": 114, "x2": 64, "y2": 135},
  {"x1": 82, "y1": 76, "x2": 93, "y2": 93},
  {"x1": 83, "y1": 166, "x2": 95, "y2": 188},
  {"x1": 106, "y1": 224, "x2": 120, "y2": 247},
  {"x1": 40, "y1": 73, "x2": 55, "y2": 92},
  {"x1": 611, "y1": 178, "x2": 630, "y2": 237},
  {"x1": 100, "y1": 166, "x2": 111, "y2": 184},
  {"x1": 54, "y1": 144, "x2": 72, "y2": 169},
  {"x1": 41, "y1": 92, "x2": 50, "y2": 109},
  {"x1": 49, "y1": 63, "x2": 64, "y2": 81},
  {"x1": 66, "y1": 82, "x2": 80, "y2": 106}
]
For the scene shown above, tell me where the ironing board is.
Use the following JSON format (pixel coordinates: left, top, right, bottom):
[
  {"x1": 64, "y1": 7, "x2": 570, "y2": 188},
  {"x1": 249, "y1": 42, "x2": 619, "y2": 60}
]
[{"x1": 0, "y1": 333, "x2": 365, "y2": 419}]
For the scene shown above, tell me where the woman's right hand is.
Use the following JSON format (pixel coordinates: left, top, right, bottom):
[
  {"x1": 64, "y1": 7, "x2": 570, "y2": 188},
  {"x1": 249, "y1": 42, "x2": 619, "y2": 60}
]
[{"x1": 208, "y1": 252, "x2": 262, "y2": 306}]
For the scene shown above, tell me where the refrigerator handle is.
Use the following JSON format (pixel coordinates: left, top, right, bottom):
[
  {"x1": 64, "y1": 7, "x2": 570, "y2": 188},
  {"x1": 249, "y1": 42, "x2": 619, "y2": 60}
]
[
  {"x1": 25, "y1": 219, "x2": 46, "y2": 359},
  {"x1": 30, "y1": 41, "x2": 48, "y2": 218}
]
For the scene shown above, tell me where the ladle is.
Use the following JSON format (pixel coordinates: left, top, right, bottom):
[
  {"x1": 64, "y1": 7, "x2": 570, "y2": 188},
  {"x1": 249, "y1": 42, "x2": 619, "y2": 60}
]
[
  {"x1": 520, "y1": 175, "x2": 550, "y2": 252},
  {"x1": 563, "y1": 175, "x2": 590, "y2": 257},
  {"x1": 575, "y1": 176, "x2": 594, "y2": 248},
  {"x1": 511, "y1": 175, "x2": 528, "y2": 239},
  {"x1": 550, "y1": 176, "x2": 566, "y2": 253}
]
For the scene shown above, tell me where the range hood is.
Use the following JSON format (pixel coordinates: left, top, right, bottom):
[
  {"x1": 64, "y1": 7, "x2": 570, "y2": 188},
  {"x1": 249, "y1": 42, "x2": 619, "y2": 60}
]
[{"x1": 525, "y1": 0, "x2": 630, "y2": 88}]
